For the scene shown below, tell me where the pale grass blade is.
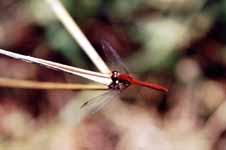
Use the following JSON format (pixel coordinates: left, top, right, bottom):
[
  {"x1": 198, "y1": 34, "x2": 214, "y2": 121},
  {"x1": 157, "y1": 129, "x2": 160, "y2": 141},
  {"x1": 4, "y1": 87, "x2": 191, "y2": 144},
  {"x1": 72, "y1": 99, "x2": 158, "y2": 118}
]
[
  {"x1": 45, "y1": 0, "x2": 111, "y2": 74},
  {"x1": 0, "y1": 49, "x2": 112, "y2": 85}
]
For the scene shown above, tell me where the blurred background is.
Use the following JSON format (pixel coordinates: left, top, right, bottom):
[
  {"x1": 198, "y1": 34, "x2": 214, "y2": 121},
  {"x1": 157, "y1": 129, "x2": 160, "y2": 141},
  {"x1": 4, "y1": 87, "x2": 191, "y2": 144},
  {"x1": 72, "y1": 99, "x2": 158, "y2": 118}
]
[{"x1": 0, "y1": 0, "x2": 226, "y2": 149}]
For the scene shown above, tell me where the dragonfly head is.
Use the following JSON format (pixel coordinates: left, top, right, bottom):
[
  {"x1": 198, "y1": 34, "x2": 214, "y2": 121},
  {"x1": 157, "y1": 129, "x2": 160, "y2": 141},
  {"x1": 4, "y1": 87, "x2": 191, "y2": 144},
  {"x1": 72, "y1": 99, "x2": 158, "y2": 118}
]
[
  {"x1": 111, "y1": 70, "x2": 120, "y2": 82},
  {"x1": 109, "y1": 71, "x2": 131, "y2": 90}
]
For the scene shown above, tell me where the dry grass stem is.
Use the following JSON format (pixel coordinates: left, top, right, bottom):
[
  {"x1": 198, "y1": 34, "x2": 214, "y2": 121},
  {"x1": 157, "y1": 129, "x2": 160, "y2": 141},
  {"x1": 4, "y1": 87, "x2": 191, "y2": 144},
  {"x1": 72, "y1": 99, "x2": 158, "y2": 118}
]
[
  {"x1": 0, "y1": 78, "x2": 108, "y2": 90},
  {"x1": 45, "y1": 0, "x2": 110, "y2": 74},
  {"x1": 0, "y1": 49, "x2": 112, "y2": 85}
]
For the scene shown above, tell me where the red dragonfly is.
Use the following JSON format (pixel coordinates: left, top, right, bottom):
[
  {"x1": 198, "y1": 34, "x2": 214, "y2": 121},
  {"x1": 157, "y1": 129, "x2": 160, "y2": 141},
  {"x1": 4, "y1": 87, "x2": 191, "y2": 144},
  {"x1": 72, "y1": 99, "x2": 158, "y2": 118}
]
[
  {"x1": 80, "y1": 40, "x2": 168, "y2": 112},
  {"x1": 0, "y1": 40, "x2": 168, "y2": 113}
]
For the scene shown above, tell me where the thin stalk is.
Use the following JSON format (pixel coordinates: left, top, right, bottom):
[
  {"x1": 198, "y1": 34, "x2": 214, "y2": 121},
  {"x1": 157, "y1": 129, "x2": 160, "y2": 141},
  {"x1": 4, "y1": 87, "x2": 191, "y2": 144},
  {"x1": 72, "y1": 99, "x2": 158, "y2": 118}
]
[
  {"x1": 0, "y1": 78, "x2": 108, "y2": 90},
  {"x1": 45, "y1": 0, "x2": 110, "y2": 74},
  {"x1": 0, "y1": 49, "x2": 112, "y2": 85}
]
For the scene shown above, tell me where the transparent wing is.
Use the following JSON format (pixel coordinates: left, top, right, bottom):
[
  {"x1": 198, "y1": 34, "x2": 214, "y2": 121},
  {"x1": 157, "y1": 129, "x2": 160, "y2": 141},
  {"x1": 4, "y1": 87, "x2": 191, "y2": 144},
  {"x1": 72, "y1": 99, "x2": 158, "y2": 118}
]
[
  {"x1": 80, "y1": 90, "x2": 120, "y2": 114},
  {"x1": 101, "y1": 40, "x2": 130, "y2": 74}
]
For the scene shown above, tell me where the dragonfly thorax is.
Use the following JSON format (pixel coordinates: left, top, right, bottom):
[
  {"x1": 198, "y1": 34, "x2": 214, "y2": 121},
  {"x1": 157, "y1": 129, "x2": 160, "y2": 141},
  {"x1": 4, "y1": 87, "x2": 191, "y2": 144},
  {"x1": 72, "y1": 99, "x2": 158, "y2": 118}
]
[{"x1": 109, "y1": 71, "x2": 131, "y2": 90}]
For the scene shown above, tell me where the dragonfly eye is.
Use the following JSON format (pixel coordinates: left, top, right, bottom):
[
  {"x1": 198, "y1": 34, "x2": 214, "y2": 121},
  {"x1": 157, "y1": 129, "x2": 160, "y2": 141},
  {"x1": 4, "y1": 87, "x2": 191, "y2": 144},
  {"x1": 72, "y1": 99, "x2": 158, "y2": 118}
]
[
  {"x1": 111, "y1": 71, "x2": 119, "y2": 81},
  {"x1": 112, "y1": 70, "x2": 119, "y2": 75},
  {"x1": 109, "y1": 71, "x2": 121, "y2": 90}
]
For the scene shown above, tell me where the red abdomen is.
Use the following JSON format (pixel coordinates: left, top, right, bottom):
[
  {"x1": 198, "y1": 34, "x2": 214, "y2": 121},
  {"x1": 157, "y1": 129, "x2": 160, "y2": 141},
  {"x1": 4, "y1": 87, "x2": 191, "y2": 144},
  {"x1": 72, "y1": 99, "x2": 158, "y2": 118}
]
[{"x1": 118, "y1": 74, "x2": 168, "y2": 92}]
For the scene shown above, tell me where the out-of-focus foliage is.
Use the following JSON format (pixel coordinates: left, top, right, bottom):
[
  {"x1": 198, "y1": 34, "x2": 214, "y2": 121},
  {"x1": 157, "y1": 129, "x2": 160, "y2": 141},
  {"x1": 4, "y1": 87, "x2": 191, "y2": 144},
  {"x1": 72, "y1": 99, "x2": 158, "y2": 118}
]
[{"x1": 0, "y1": 0, "x2": 226, "y2": 150}]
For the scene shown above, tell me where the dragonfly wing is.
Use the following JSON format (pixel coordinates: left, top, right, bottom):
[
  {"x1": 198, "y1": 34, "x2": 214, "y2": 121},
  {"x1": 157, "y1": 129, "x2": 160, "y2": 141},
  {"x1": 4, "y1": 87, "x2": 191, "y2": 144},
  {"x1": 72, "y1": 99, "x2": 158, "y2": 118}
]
[
  {"x1": 101, "y1": 40, "x2": 130, "y2": 74},
  {"x1": 80, "y1": 90, "x2": 120, "y2": 114}
]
